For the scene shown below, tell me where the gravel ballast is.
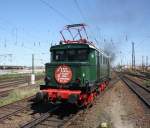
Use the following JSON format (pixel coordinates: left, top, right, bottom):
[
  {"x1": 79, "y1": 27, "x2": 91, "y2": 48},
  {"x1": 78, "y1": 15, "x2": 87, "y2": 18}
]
[{"x1": 68, "y1": 80, "x2": 150, "y2": 128}]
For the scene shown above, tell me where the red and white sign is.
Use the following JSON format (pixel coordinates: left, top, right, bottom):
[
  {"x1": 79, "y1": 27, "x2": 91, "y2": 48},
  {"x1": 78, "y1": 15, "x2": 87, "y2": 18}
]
[{"x1": 55, "y1": 65, "x2": 72, "y2": 84}]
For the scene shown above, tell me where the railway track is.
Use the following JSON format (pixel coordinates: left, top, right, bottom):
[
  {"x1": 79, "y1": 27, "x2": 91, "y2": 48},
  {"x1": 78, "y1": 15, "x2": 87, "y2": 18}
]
[
  {"x1": 0, "y1": 75, "x2": 43, "y2": 98},
  {"x1": 120, "y1": 75, "x2": 150, "y2": 108},
  {"x1": 139, "y1": 71, "x2": 150, "y2": 79},
  {"x1": 0, "y1": 95, "x2": 35, "y2": 122},
  {"x1": 20, "y1": 103, "x2": 82, "y2": 128},
  {"x1": 132, "y1": 74, "x2": 149, "y2": 81},
  {"x1": 0, "y1": 78, "x2": 119, "y2": 128},
  {"x1": 0, "y1": 75, "x2": 43, "y2": 88},
  {"x1": 0, "y1": 83, "x2": 29, "y2": 98},
  {"x1": 0, "y1": 77, "x2": 27, "y2": 84},
  {"x1": 125, "y1": 72, "x2": 149, "y2": 81},
  {"x1": 0, "y1": 89, "x2": 20, "y2": 98},
  {"x1": 21, "y1": 78, "x2": 120, "y2": 128},
  {"x1": 125, "y1": 75, "x2": 150, "y2": 91},
  {"x1": 0, "y1": 97, "x2": 57, "y2": 128},
  {"x1": 0, "y1": 79, "x2": 28, "y2": 89},
  {"x1": 0, "y1": 96, "x2": 85, "y2": 128}
]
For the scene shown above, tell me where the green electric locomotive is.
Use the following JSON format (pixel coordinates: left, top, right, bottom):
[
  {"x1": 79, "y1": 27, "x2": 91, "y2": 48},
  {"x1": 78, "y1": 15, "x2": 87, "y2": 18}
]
[{"x1": 37, "y1": 24, "x2": 110, "y2": 107}]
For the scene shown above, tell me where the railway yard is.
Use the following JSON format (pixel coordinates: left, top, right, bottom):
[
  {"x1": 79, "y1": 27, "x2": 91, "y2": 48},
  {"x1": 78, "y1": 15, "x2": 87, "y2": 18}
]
[
  {"x1": 0, "y1": 1, "x2": 150, "y2": 128},
  {"x1": 0, "y1": 71, "x2": 149, "y2": 128}
]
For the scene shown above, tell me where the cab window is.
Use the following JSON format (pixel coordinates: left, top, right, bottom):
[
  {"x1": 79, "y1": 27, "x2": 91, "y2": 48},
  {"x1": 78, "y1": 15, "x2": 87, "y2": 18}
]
[
  {"x1": 53, "y1": 50, "x2": 65, "y2": 61},
  {"x1": 52, "y1": 49, "x2": 88, "y2": 61},
  {"x1": 67, "y1": 50, "x2": 76, "y2": 61},
  {"x1": 77, "y1": 49, "x2": 88, "y2": 60}
]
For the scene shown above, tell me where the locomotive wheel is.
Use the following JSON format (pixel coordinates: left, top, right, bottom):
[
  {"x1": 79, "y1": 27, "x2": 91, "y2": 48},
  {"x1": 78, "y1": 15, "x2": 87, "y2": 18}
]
[{"x1": 36, "y1": 91, "x2": 48, "y2": 103}]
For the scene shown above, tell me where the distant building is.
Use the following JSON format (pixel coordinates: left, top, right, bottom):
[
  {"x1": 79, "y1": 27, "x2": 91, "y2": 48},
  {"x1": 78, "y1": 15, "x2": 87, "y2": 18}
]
[{"x1": 0, "y1": 65, "x2": 26, "y2": 70}]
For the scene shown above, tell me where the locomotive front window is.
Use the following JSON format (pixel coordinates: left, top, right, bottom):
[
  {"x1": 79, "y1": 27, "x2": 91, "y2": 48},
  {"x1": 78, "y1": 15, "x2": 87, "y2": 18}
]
[
  {"x1": 77, "y1": 49, "x2": 88, "y2": 60},
  {"x1": 53, "y1": 49, "x2": 88, "y2": 61},
  {"x1": 67, "y1": 49, "x2": 88, "y2": 61},
  {"x1": 67, "y1": 50, "x2": 76, "y2": 61},
  {"x1": 53, "y1": 50, "x2": 65, "y2": 61}
]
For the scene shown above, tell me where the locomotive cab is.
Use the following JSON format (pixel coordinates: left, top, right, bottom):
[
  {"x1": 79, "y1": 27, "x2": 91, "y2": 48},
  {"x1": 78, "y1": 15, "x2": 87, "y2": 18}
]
[{"x1": 41, "y1": 43, "x2": 96, "y2": 90}]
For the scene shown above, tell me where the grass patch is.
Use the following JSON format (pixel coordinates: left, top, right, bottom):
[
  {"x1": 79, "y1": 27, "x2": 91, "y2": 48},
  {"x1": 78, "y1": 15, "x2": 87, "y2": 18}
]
[
  {"x1": 36, "y1": 80, "x2": 44, "y2": 85},
  {"x1": 144, "y1": 80, "x2": 150, "y2": 87},
  {"x1": 0, "y1": 72, "x2": 44, "y2": 81},
  {"x1": 35, "y1": 72, "x2": 45, "y2": 76},
  {"x1": 0, "y1": 87, "x2": 39, "y2": 107},
  {"x1": 0, "y1": 73, "x2": 28, "y2": 80}
]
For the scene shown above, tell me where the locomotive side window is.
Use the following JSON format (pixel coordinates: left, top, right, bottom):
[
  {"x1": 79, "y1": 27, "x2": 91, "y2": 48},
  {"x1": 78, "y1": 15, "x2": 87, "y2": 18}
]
[
  {"x1": 103, "y1": 57, "x2": 105, "y2": 64},
  {"x1": 100, "y1": 54, "x2": 102, "y2": 64},
  {"x1": 103, "y1": 56, "x2": 104, "y2": 64},
  {"x1": 106, "y1": 58, "x2": 108, "y2": 64},
  {"x1": 103, "y1": 57, "x2": 104, "y2": 64}
]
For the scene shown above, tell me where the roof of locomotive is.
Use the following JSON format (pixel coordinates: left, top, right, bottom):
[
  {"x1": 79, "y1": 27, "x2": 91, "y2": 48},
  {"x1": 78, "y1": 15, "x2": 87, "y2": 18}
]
[
  {"x1": 50, "y1": 43, "x2": 109, "y2": 58},
  {"x1": 50, "y1": 43, "x2": 89, "y2": 50}
]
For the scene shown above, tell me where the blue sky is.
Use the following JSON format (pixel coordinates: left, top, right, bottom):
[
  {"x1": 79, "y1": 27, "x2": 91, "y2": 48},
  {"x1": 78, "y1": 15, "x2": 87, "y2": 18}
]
[{"x1": 0, "y1": 0, "x2": 150, "y2": 66}]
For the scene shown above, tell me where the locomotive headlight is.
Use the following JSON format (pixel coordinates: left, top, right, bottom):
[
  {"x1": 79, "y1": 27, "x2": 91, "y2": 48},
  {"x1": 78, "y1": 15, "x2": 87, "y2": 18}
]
[{"x1": 82, "y1": 73, "x2": 85, "y2": 77}]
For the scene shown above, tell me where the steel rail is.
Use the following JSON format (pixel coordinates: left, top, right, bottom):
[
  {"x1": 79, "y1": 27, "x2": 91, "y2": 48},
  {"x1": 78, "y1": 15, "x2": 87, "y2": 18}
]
[
  {"x1": 124, "y1": 75, "x2": 150, "y2": 92},
  {"x1": 120, "y1": 75, "x2": 150, "y2": 108},
  {"x1": 20, "y1": 106, "x2": 60, "y2": 128},
  {"x1": 0, "y1": 76, "x2": 43, "y2": 97},
  {"x1": 0, "y1": 80, "x2": 27, "y2": 89},
  {"x1": 0, "y1": 75, "x2": 43, "y2": 86},
  {"x1": 0, "y1": 95, "x2": 35, "y2": 121},
  {"x1": 0, "y1": 77, "x2": 27, "y2": 83}
]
